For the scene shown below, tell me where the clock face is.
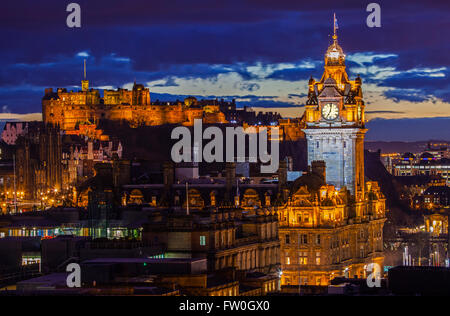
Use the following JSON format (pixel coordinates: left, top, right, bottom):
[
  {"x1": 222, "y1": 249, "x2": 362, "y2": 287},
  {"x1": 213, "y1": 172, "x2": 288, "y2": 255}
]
[{"x1": 322, "y1": 103, "x2": 339, "y2": 120}]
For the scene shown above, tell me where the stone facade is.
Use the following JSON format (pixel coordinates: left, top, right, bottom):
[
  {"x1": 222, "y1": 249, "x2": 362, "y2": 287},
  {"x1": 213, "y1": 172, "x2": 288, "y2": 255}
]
[
  {"x1": 42, "y1": 81, "x2": 226, "y2": 131},
  {"x1": 278, "y1": 25, "x2": 387, "y2": 286},
  {"x1": 303, "y1": 27, "x2": 366, "y2": 197},
  {"x1": 278, "y1": 167, "x2": 386, "y2": 286},
  {"x1": 305, "y1": 128, "x2": 365, "y2": 195},
  {"x1": 14, "y1": 123, "x2": 63, "y2": 199}
]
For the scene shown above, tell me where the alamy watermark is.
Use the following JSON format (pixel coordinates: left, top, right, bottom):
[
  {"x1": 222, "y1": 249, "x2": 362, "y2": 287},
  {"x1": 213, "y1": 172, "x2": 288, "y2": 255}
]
[
  {"x1": 66, "y1": 3, "x2": 81, "y2": 28},
  {"x1": 171, "y1": 119, "x2": 280, "y2": 173},
  {"x1": 366, "y1": 3, "x2": 381, "y2": 28},
  {"x1": 66, "y1": 263, "x2": 81, "y2": 287},
  {"x1": 366, "y1": 263, "x2": 381, "y2": 288}
]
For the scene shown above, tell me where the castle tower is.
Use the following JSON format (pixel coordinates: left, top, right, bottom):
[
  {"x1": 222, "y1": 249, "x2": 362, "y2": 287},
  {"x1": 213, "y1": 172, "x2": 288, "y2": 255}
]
[
  {"x1": 81, "y1": 59, "x2": 89, "y2": 92},
  {"x1": 303, "y1": 14, "x2": 366, "y2": 197}
]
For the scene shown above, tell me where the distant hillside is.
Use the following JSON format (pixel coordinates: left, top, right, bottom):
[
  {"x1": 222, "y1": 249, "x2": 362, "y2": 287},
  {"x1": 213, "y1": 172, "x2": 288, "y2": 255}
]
[
  {"x1": 365, "y1": 140, "x2": 449, "y2": 154},
  {"x1": 98, "y1": 120, "x2": 308, "y2": 171},
  {"x1": 364, "y1": 150, "x2": 422, "y2": 229}
]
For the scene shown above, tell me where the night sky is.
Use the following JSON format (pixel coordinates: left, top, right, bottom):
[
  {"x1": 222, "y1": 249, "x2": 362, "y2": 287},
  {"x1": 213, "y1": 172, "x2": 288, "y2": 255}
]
[{"x1": 0, "y1": 0, "x2": 449, "y2": 141}]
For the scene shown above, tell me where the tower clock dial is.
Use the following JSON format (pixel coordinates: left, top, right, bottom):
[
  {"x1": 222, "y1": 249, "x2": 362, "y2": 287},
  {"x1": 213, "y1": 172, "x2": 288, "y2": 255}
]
[{"x1": 322, "y1": 103, "x2": 339, "y2": 120}]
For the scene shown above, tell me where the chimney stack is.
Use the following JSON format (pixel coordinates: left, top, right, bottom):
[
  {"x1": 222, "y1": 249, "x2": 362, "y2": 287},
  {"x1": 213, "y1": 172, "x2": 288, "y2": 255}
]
[
  {"x1": 278, "y1": 159, "x2": 287, "y2": 189},
  {"x1": 311, "y1": 160, "x2": 326, "y2": 182}
]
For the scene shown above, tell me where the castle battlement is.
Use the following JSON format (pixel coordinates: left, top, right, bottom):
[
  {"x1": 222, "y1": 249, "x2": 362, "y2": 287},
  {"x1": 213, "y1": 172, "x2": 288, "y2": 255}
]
[{"x1": 42, "y1": 82, "x2": 227, "y2": 130}]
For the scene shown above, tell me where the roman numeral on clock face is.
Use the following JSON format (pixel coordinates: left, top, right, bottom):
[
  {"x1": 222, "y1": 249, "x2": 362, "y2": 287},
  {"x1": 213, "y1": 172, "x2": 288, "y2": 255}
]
[{"x1": 322, "y1": 103, "x2": 339, "y2": 120}]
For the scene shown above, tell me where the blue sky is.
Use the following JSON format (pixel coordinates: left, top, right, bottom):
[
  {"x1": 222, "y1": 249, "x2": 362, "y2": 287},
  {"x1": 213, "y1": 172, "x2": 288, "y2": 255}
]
[{"x1": 0, "y1": 0, "x2": 449, "y2": 140}]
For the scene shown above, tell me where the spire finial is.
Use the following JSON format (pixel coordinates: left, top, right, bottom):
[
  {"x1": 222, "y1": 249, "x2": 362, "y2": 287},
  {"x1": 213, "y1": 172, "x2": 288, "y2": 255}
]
[
  {"x1": 83, "y1": 59, "x2": 86, "y2": 80},
  {"x1": 333, "y1": 13, "x2": 338, "y2": 42}
]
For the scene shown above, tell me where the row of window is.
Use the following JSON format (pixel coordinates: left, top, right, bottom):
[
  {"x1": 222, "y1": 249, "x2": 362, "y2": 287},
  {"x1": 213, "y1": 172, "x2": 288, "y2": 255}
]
[
  {"x1": 284, "y1": 232, "x2": 381, "y2": 248},
  {"x1": 285, "y1": 251, "x2": 321, "y2": 265},
  {"x1": 285, "y1": 234, "x2": 320, "y2": 245},
  {"x1": 316, "y1": 141, "x2": 347, "y2": 148}
]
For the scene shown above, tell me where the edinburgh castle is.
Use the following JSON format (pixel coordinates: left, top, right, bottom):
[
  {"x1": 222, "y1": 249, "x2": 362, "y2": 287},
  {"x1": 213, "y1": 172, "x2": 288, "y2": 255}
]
[{"x1": 42, "y1": 76, "x2": 227, "y2": 131}]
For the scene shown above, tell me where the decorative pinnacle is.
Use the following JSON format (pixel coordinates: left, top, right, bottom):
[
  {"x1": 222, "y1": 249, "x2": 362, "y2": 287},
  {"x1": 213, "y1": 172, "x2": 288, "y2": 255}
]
[{"x1": 333, "y1": 13, "x2": 338, "y2": 42}]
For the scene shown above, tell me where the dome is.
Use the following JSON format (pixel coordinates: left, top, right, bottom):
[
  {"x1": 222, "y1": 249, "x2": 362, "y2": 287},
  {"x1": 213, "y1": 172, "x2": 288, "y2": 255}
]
[
  {"x1": 326, "y1": 41, "x2": 345, "y2": 57},
  {"x1": 325, "y1": 40, "x2": 345, "y2": 66}
]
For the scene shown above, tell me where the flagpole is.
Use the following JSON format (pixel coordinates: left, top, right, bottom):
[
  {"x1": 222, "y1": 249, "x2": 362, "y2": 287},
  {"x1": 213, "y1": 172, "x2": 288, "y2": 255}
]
[{"x1": 333, "y1": 13, "x2": 336, "y2": 37}]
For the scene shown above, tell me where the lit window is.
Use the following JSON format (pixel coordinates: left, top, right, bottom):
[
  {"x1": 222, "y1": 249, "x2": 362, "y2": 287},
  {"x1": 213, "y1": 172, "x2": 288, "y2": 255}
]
[
  {"x1": 200, "y1": 235, "x2": 206, "y2": 246},
  {"x1": 299, "y1": 251, "x2": 308, "y2": 265}
]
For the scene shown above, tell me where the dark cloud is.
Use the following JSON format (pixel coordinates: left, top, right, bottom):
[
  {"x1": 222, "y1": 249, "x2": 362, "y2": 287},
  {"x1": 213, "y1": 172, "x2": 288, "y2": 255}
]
[
  {"x1": 267, "y1": 64, "x2": 322, "y2": 81},
  {"x1": 0, "y1": 0, "x2": 448, "y2": 141},
  {"x1": 150, "y1": 92, "x2": 298, "y2": 109},
  {"x1": 151, "y1": 77, "x2": 179, "y2": 87},
  {"x1": 366, "y1": 110, "x2": 405, "y2": 114},
  {"x1": 237, "y1": 100, "x2": 300, "y2": 108},
  {"x1": 0, "y1": 87, "x2": 44, "y2": 114},
  {"x1": 380, "y1": 71, "x2": 450, "y2": 102},
  {"x1": 383, "y1": 90, "x2": 432, "y2": 103},
  {"x1": 288, "y1": 93, "x2": 307, "y2": 98},
  {"x1": 366, "y1": 117, "x2": 450, "y2": 141}
]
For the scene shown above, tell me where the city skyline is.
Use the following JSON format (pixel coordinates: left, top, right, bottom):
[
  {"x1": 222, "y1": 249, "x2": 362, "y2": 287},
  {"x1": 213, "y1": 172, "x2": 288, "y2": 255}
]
[
  {"x1": 0, "y1": 0, "x2": 449, "y2": 298},
  {"x1": 0, "y1": 0, "x2": 448, "y2": 141}
]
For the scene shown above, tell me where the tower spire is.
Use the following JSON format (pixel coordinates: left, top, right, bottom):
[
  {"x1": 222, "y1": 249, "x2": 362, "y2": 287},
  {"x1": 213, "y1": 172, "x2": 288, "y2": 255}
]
[
  {"x1": 333, "y1": 13, "x2": 338, "y2": 42},
  {"x1": 83, "y1": 59, "x2": 86, "y2": 80}
]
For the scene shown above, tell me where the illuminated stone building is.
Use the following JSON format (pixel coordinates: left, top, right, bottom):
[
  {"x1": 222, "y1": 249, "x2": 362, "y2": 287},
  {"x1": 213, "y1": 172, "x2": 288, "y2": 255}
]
[
  {"x1": 63, "y1": 138, "x2": 123, "y2": 186},
  {"x1": 75, "y1": 161, "x2": 281, "y2": 276},
  {"x1": 303, "y1": 29, "x2": 365, "y2": 196},
  {"x1": 42, "y1": 75, "x2": 227, "y2": 131},
  {"x1": 413, "y1": 185, "x2": 450, "y2": 209},
  {"x1": 15, "y1": 123, "x2": 63, "y2": 199},
  {"x1": 143, "y1": 206, "x2": 280, "y2": 276},
  {"x1": 131, "y1": 163, "x2": 280, "y2": 275},
  {"x1": 278, "y1": 21, "x2": 387, "y2": 286},
  {"x1": 1, "y1": 122, "x2": 41, "y2": 145},
  {"x1": 424, "y1": 210, "x2": 449, "y2": 237},
  {"x1": 278, "y1": 118, "x2": 305, "y2": 141},
  {"x1": 393, "y1": 153, "x2": 450, "y2": 183},
  {"x1": 278, "y1": 164, "x2": 386, "y2": 286}
]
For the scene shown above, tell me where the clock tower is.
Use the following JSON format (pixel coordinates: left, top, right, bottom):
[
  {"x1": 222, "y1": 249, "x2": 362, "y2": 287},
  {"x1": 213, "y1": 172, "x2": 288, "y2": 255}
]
[{"x1": 303, "y1": 17, "x2": 366, "y2": 197}]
